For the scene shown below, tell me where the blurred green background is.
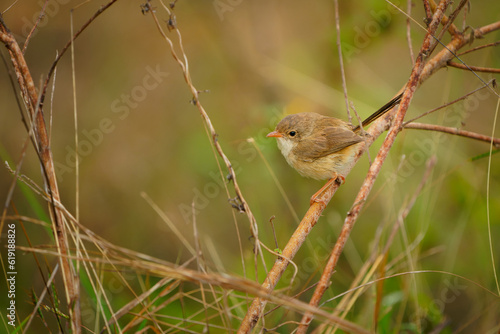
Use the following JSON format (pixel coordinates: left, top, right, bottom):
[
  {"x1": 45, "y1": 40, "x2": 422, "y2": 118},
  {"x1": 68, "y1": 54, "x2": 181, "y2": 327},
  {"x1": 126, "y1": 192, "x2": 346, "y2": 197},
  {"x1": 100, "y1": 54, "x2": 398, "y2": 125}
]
[{"x1": 1, "y1": 0, "x2": 499, "y2": 332}]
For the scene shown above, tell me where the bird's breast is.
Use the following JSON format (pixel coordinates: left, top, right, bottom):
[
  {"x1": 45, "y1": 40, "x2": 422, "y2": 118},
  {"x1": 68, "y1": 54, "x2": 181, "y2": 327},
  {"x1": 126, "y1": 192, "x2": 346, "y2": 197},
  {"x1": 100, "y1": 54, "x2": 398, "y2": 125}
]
[
  {"x1": 277, "y1": 138, "x2": 362, "y2": 180},
  {"x1": 276, "y1": 138, "x2": 295, "y2": 159}
]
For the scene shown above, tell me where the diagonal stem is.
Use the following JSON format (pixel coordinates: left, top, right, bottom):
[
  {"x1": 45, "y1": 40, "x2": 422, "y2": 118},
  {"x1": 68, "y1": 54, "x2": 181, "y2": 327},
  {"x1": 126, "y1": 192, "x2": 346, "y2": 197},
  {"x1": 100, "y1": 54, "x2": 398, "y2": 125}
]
[{"x1": 0, "y1": 15, "x2": 82, "y2": 333}]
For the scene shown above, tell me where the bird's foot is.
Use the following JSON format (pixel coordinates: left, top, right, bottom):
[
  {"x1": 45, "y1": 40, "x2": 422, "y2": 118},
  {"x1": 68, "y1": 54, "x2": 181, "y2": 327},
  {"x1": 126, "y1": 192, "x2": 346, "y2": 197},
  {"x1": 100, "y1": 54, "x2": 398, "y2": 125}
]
[{"x1": 309, "y1": 175, "x2": 345, "y2": 206}]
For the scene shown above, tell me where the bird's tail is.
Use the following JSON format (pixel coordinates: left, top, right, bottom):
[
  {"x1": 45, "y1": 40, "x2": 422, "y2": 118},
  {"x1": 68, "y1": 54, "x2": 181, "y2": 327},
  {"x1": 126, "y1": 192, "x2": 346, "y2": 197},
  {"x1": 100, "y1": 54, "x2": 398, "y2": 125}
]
[{"x1": 353, "y1": 92, "x2": 403, "y2": 132}]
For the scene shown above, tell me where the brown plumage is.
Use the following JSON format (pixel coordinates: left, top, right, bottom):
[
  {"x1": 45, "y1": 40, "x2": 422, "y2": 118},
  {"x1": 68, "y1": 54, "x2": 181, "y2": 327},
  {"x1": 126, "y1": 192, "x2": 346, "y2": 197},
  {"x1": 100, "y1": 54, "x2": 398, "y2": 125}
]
[{"x1": 267, "y1": 93, "x2": 402, "y2": 182}]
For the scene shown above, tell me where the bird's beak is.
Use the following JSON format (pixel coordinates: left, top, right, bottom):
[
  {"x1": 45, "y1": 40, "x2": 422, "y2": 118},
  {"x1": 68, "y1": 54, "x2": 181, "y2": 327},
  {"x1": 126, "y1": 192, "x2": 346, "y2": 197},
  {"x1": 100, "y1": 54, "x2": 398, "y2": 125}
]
[{"x1": 267, "y1": 131, "x2": 283, "y2": 138}]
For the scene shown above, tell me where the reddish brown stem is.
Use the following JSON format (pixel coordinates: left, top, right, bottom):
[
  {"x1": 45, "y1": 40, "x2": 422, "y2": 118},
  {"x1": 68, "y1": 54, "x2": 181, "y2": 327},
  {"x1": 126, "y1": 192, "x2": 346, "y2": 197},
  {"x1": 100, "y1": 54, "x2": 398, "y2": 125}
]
[
  {"x1": 420, "y1": 21, "x2": 500, "y2": 83},
  {"x1": 447, "y1": 61, "x2": 500, "y2": 73},
  {"x1": 457, "y1": 41, "x2": 500, "y2": 56},
  {"x1": 0, "y1": 15, "x2": 81, "y2": 333},
  {"x1": 422, "y1": 0, "x2": 433, "y2": 25},
  {"x1": 404, "y1": 122, "x2": 500, "y2": 147},
  {"x1": 238, "y1": 183, "x2": 339, "y2": 332}
]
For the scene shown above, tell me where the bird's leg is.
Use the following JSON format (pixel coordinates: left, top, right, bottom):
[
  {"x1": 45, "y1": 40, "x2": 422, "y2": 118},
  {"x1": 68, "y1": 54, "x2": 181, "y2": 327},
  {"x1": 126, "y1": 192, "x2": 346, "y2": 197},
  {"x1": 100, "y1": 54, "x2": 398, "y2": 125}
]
[{"x1": 310, "y1": 175, "x2": 345, "y2": 206}]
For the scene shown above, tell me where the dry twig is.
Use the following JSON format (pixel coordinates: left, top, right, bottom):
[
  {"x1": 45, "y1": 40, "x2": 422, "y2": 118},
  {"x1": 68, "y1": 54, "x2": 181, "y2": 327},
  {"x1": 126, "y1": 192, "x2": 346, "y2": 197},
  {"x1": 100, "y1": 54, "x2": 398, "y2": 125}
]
[
  {"x1": 404, "y1": 122, "x2": 500, "y2": 147},
  {"x1": 0, "y1": 1, "x2": 120, "y2": 330},
  {"x1": 145, "y1": 1, "x2": 267, "y2": 281},
  {"x1": 0, "y1": 14, "x2": 81, "y2": 333},
  {"x1": 446, "y1": 61, "x2": 500, "y2": 73}
]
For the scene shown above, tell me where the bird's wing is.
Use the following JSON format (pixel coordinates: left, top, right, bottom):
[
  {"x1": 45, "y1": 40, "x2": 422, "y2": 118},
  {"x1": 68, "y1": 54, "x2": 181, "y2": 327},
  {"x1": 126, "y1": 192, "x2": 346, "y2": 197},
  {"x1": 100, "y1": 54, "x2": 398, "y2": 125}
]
[{"x1": 296, "y1": 126, "x2": 363, "y2": 161}]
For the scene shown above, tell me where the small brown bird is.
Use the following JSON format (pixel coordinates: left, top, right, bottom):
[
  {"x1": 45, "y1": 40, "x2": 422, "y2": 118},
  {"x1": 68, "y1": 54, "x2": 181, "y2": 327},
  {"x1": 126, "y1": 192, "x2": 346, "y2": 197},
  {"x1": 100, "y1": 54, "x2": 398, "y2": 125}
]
[{"x1": 267, "y1": 94, "x2": 402, "y2": 204}]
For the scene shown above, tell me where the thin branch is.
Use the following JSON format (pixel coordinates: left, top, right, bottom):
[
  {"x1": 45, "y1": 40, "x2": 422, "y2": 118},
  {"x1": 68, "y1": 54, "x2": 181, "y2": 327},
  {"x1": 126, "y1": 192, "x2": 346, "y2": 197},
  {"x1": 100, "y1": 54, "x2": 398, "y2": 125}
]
[
  {"x1": 406, "y1": 0, "x2": 415, "y2": 65},
  {"x1": 403, "y1": 79, "x2": 495, "y2": 125},
  {"x1": 428, "y1": 0, "x2": 464, "y2": 38},
  {"x1": 422, "y1": 0, "x2": 433, "y2": 25},
  {"x1": 22, "y1": 0, "x2": 48, "y2": 53},
  {"x1": 0, "y1": 13, "x2": 81, "y2": 332},
  {"x1": 24, "y1": 264, "x2": 60, "y2": 331},
  {"x1": 447, "y1": 61, "x2": 500, "y2": 73},
  {"x1": 333, "y1": 0, "x2": 350, "y2": 122},
  {"x1": 419, "y1": 21, "x2": 500, "y2": 85},
  {"x1": 457, "y1": 41, "x2": 500, "y2": 56},
  {"x1": 39, "y1": 0, "x2": 119, "y2": 110},
  {"x1": 330, "y1": 156, "x2": 437, "y2": 333},
  {"x1": 238, "y1": 181, "x2": 340, "y2": 332},
  {"x1": 404, "y1": 122, "x2": 500, "y2": 147},
  {"x1": 427, "y1": 0, "x2": 466, "y2": 58},
  {"x1": 486, "y1": 99, "x2": 500, "y2": 295}
]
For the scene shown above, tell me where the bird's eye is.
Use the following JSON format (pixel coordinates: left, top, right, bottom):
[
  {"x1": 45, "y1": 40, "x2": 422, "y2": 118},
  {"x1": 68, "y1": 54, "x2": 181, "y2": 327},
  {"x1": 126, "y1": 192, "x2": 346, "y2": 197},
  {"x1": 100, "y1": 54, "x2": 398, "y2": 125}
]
[{"x1": 289, "y1": 131, "x2": 296, "y2": 137}]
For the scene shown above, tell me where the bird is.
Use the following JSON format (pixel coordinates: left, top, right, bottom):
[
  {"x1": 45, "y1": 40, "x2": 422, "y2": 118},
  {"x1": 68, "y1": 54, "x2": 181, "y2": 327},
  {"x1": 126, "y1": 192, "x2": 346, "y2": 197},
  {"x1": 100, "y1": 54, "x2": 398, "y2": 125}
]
[{"x1": 267, "y1": 93, "x2": 402, "y2": 205}]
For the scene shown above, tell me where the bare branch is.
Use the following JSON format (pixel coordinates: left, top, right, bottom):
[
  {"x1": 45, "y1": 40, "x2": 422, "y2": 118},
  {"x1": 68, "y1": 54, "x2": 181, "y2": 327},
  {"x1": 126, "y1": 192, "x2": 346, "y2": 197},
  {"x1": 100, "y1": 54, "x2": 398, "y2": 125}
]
[
  {"x1": 447, "y1": 61, "x2": 500, "y2": 73},
  {"x1": 0, "y1": 13, "x2": 82, "y2": 332},
  {"x1": 403, "y1": 80, "x2": 495, "y2": 125},
  {"x1": 404, "y1": 122, "x2": 500, "y2": 147},
  {"x1": 420, "y1": 21, "x2": 500, "y2": 84},
  {"x1": 406, "y1": 0, "x2": 415, "y2": 64},
  {"x1": 457, "y1": 41, "x2": 500, "y2": 56}
]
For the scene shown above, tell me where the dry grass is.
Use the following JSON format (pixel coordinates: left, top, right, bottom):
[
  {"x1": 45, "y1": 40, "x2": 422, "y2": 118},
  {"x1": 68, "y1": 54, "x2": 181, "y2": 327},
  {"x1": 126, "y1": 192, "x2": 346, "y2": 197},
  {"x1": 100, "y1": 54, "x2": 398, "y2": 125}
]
[{"x1": 1, "y1": 0, "x2": 500, "y2": 333}]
